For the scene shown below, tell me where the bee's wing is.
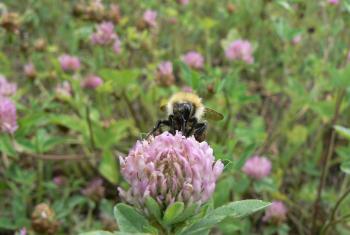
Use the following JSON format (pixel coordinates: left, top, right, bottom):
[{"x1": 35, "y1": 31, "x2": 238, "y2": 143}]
[
  {"x1": 160, "y1": 98, "x2": 168, "y2": 111},
  {"x1": 204, "y1": 107, "x2": 224, "y2": 121}
]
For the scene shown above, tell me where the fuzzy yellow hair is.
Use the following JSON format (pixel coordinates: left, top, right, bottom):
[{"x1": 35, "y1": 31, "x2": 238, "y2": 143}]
[{"x1": 166, "y1": 92, "x2": 205, "y2": 120}]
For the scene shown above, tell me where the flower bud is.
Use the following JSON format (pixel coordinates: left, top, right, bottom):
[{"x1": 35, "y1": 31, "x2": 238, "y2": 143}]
[
  {"x1": 181, "y1": 51, "x2": 204, "y2": 70},
  {"x1": 24, "y1": 63, "x2": 37, "y2": 79},
  {"x1": 31, "y1": 203, "x2": 59, "y2": 235},
  {"x1": 81, "y1": 75, "x2": 103, "y2": 89},
  {"x1": 263, "y1": 201, "x2": 288, "y2": 224},
  {"x1": 226, "y1": 3, "x2": 236, "y2": 14},
  {"x1": 106, "y1": 4, "x2": 121, "y2": 24},
  {"x1": 58, "y1": 54, "x2": 80, "y2": 72},
  {"x1": 91, "y1": 21, "x2": 117, "y2": 45},
  {"x1": 0, "y1": 12, "x2": 20, "y2": 33},
  {"x1": 142, "y1": 10, "x2": 157, "y2": 29},
  {"x1": 82, "y1": 178, "x2": 105, "y2": 202},
  {"x1": 225, "y1": 39, "x2": 254, "y2": 64},
  {"x1": 34, "y1": 38, "x2": 47, "y2": 51},
  {"x1": 155, "y1": 61, "x2": 175, "y2": 87}
]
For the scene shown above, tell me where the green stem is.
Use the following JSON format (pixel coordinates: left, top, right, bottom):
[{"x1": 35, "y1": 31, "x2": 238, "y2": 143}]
[
  {"x1": 311, "y1": 89, "x2": 345, "y2": 233},
  {"x1": 86, "y1": 106, "x2": 96, "y2": 150}
]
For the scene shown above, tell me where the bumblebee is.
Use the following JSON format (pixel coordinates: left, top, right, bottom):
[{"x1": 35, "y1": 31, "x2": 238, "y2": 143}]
[{"x1": 148, "y1": 92, "x2": 224, "y2": 142}]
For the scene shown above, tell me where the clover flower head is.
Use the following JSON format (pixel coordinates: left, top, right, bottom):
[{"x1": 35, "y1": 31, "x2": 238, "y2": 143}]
[
  {"x1": 82, "y1": 75, "x2": 103, "y2": 89},
  {"x1": 58, "y1": 54, "x2": 80, "y2": 72},
  {"x1": 178, "y1": 0, "x2": 190, "y2": 5},
  {"x1": 181, "y1": 51, "x2": 204, "y2": 69},
  {"x1": 158, "y1": 61, "x2": 173, "y2": 76},
  {"x1": 91, "y1": 21, "x2": 117, "y2": 45},
  {"x1": 19, "y1": 227, "x2": 27, "y2": 235},
  {"x1": 263, "y1": 201, "x2": 288, "y2": 224},
  {"x1": 143, "y1": 10, "x2": 157, "y2": 28},
  {"x1": 156, "y1": 61, "x2": 175, "y2": 86},
  {"x1": 0, "y1": 75, "x2": 17, "y2": 96},
  {"x1": 242, "y1": 156, "x2": 271, "y2": 180},
  {"x1": 328, "y1": 0, "x2": 339, "y2": 5},
  {"x1": 292, "y1": 35, "x2": 302, "y2": 45},
  {"x1": 24, "y1": 63, "x2": 37, "y2": 79},
  {"x1": 118, "y1": 132, "x2": 224, "y2": 211},
  {"x1": 0, "y1": 96, "x2": 18, "y2": 134},
  {"x1": 225, "y1": 39, "x2": 254, "y2": 64}
]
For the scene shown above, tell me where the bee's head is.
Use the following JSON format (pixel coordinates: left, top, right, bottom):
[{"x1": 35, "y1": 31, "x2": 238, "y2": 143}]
[{"x1": 173, "y1": 102, "x2": 194, "y2": 120}]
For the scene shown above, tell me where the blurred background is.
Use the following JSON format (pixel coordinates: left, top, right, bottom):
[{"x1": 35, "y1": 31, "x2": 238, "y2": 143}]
[{"x1": 1, "y1": 0, "x2": 350, "y2": 234}]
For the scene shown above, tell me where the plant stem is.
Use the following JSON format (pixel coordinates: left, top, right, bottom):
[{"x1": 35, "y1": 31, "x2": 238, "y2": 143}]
[
  {"x1": 121, "y1": 91, "x2": 142, "y2": 130},
  {"x1": 321, "y1": 187, "x2": 350, "y2": 234},
  {"x1": 321, "y1": 213, "x2": 350, "y2": 235},
  {"x1": 86, "y1": 106, "x2": 96, "y2": 150},
  {"x1": 311, "y1": 89, "x2": 345, "y2": 233}
]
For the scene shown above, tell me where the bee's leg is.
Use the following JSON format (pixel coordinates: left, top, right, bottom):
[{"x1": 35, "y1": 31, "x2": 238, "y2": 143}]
[
  {"x1": 193, "y1": 122, "x2": 207, "y2": 142},
  {"x1": 186, "y1": 117, "x2": 198, "y2": 137},
  {"x1": 168, "y1": 115, "x2": 176, "y2": 135},
  {"x1": 147, "y1": 119, "x2": 171, "y2": 138},
  {"x1": 180, "y1": 115, "x2": 187, "y2": 135}
]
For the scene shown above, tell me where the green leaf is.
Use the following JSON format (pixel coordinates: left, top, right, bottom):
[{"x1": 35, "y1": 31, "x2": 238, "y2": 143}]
[
  {"x1": 113, "y1": 203, "x2": 150, "y2": 233},
  {"x1": 334, "y1": 125, "x2": 350, "y2": 140},
  {"x1": 179, "y1": 200, "x2": 270, "y2": 235},
  {"x1": 214, "y1": 200, "x2": 270, "y2": 218},
  {"x1": 99, "y1": 69, "x2": 140, "y2": 90},
  {"x1": 341, "y1": 162, "x2": 350, "y2": 174},
  {"x1": 145, "y1": 197, "x2": 161, "y2": 221},
  {"x1": 163, "y1": 202, "x2": 184, "y2": 224},
  {"x1": 171, "y1": 203, "x2": 198, "y2": 224},
  {"x1": 99, "y1": 150, "x2": 120, "y2": 184},
  {"x1": 0, "y1": 135, "x2": 16, "y2": 157}
]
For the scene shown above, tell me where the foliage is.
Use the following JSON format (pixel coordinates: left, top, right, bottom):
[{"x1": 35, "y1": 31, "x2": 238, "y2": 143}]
[{"x1": 1, "y1": 0, "x2": 350, "y2": 234}]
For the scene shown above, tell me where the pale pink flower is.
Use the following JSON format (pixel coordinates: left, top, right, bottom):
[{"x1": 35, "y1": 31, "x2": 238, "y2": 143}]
[
  {"x1": 225, "y1": 39, "x2": 254, "y2": 64},
  {"x1": 58, "y1": 54, "x2": 81, "y2": 72},
  {"x1": 143, "y1": 10, "x2": 157, "y2": 28},
  {"x1": 82, "y1": 178, "x2": 105, "y2": 201},
  {"x1": 91, "y1": 21, "x2": 117, "y2": 45},
  {"x1": 118, "y1": 132, "x2": 224, "y2": 210},
  {"x1": 178, "y1": 0, "x2": 190, "y2": 5},
  {"x1": 158, "y1": 61, "x2": 173, "y2": 77},
  {"x1": 328, "y1": 0, "x2": 340, "y2": 5},
  {"x1": 263, "y1": 201, "x2": 288, "y2": 224},
  {"x1": 242, "y1": 156, "x2": 271, "y2": 180},
  {"x1": 292, "y1": 35, "x2": 302, "y2": 45},
  {"x1": 55, "y1": 81, "x2": 72, "y2": 98},
  {"x1": 156, "y1": 61, "x2": 175, "y2": 86},
  {"x1": 82, "y1": 75, "x2": 103, "y2": 89},
  {"x1": 24, "y1": 63, "x2": 37, "y2": 79},
  {"x1": 53, "y1": 176, "x2": 66, "y2": 186},
  {"x1": 182, "y1": 86, "x2": 193, "y2": 93},
  {"x1": 181, "y1": 51, "x2": 204, "y2": 69},
  {"x1": 19, "y1": 228, "x2": 27, "y2": 235},
  {"x1": 0, "y1": 75, "x2": 17, "y2": 97},
  {"x1": 0, "y1": 96, "x2": 18, "y2": 134}
]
